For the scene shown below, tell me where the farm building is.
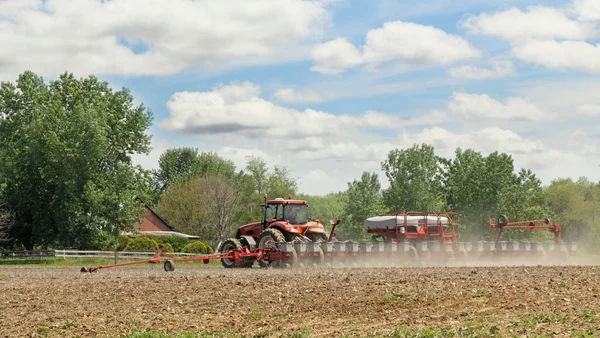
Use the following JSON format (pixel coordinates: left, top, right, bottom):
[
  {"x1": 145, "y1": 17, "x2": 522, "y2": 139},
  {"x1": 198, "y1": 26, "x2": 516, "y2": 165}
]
[{"x1": 122, "y1": 198, "x2": 199, "y2": 239}]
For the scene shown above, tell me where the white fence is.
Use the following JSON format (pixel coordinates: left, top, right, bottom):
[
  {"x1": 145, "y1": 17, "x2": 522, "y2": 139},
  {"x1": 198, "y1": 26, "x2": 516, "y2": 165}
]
[{"x1": 54, "y1": 250, "x2": 201, "y2": 260}]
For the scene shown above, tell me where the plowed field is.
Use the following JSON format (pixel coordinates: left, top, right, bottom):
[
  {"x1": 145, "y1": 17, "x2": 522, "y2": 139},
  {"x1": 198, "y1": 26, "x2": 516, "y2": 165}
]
[{"x1": 1, "y1": 264, "x2": 600, "y2": 337}]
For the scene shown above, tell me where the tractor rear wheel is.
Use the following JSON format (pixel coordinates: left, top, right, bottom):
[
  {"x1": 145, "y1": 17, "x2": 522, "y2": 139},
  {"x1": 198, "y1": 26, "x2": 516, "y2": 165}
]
[
  {"x1": 257, "y1": 228, "x2": 287, "y2": 268},
  {"x1": 219, "y1": 238, "x2": 253, "y2": 268}
]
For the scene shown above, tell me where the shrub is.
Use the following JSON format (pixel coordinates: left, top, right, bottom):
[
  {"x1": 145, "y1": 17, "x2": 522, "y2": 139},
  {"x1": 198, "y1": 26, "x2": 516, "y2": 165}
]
[
  {"x1": 124, "y1": 236, "x2": 159, "y2": 251},
  {"x1": 147, "y1": 235, "x2": 189, "y2": 252},
  {"x1": 181, "y1": 240, "x2": 213, "y2": 254},
  {"x1": 158, "y1": 243, "x2": 174, "y2": 252},
  {"x1": 117, "y1": 235, "x2": 133, "y2": 251}
]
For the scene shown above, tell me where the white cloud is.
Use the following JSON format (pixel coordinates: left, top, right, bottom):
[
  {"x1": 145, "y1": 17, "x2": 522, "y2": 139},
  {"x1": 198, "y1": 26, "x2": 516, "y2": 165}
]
[
  {"x1": 574, "y1": 0, "x2": 600, "y2": 21},
  {"x1": 461, "y1": 5, "x2": 597, "y2": 41},
  {"x1": 274, "y1": 88, "x2": 327, "y2": 103},
  {"x1": 400, "y1": 126, "x2": 550, "y2": 156},
  {"x1": 160, "y1": 81, "x2": 441, "y2": 139},
  {"x1": 310, "y1": 38, "x2": 363, "y2": 75},
  {"x1": 577, "y1": 104, "x2": 600, "y2": 116},
  {"x1": 513, "y1": 39, "x2": 600, "y2": 74},
  {"x1": 448, "y1": 60, "x2": 516, "y2": 80},
  {"x1": 447, "y1": 92, "x2": 552, "y2": 121},
  {"x1": 311, "y1": 21, "x2": 480, "y2": 74},
  {"x1": 0, "y1": 0, "x2": 329, "y2": 79},
  {"x1": 361, "y1": 21, "x2": 481, "y2": 65}
]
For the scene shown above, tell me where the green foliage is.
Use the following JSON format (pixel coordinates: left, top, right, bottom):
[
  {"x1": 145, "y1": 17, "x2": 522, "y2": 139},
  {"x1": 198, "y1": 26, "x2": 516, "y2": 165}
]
[
  {"x1": 340, "y1": 172, "x2": 386, "y2": 241},
  {"x1": 439, "y1": 148, "x2": 551, "y2": 240},
  {"x1": 244, "y1": 155, "x2": 298, "y2": 208},
  {"x1": 146, "y1": 235, "x2": 189, "y2": 252},
  {"x1": 0, "y1": 71, "x2": 152, "y2": 249},
  {"x1": 181, "y1": 240, "x2": 213, "y2": 254},
  {"x1": 124, "y1": 237, "x2": 159, "y2": 251},
  {"x1": 382, "y1": 143, "x2": 444, "y2": 212},
  {"x1": 150, "y1": 148, "x2": 238, "y2": 204},
  {"x1": 159, "y1": 242, "x2": 174, "y2": 252},
  {"x1": 117, "y1": 235, "x2": 133, "y2": 251},
  {"x1": 544, "y1": 177, "x2": 600, "y2": 247},
  {"x1": 295, "y1": 192, "x2": 345, "y2": 232},
  {"x1": 156, "y1": 174, "x2": 245, "y2": 248}
]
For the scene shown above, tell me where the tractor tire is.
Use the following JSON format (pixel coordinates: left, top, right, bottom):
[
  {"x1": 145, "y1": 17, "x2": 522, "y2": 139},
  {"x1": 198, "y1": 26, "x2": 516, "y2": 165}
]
[
  {"x1": 219, "y1": 238, "x2": 253, "y2": 269},
  {"x1": 306, "y1": 233, "x2": 328, "y2": 243},
  {"x1": 256, "y1": 228, "x2": 287, "y2": 268}
]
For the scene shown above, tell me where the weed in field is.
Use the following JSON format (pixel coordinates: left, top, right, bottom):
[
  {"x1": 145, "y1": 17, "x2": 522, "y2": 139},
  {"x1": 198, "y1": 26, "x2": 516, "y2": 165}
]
[
  {"x1": 382, "y1": 291, "x2": 410, "y2": 304},
  {"x1": 573, "y1": 328, "x2": 598, "y2": 337},
  {"x1": 36, "y1": 326, "x2": 51, "y2": 337},
  {"x1": 250, "y1": 311, "x2": 263, "y2": 319},
  {"x1": 582, "y1": 308, "x2": 596, "y2": 321},
  {"x1": 63, "y1": 320, "x2": 77, "y2": 329}
]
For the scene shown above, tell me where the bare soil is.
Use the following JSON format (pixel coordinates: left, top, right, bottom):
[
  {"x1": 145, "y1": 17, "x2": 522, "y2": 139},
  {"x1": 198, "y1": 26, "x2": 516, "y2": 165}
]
[{"x1": 1, "y1": 263, "x2": 600, "y2": 337}]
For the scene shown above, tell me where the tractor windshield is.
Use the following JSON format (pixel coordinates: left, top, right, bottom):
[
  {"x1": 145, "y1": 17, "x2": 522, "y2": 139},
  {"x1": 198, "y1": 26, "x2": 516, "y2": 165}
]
[{"x1": 284, "y1": 204, "x2": 309, "y2": 224}]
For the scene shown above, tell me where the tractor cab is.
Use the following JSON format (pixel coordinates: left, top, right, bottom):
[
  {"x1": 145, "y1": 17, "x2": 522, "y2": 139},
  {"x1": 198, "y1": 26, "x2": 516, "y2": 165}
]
[{"x1": 263, "y1": 197, "x2": 310, "y2": 225}]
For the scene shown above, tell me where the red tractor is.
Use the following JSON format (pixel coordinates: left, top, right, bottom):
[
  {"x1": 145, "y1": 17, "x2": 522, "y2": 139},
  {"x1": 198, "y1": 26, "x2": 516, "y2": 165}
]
[{"x1": 218, "y1": 194, "x2": 340, "y2": 268}]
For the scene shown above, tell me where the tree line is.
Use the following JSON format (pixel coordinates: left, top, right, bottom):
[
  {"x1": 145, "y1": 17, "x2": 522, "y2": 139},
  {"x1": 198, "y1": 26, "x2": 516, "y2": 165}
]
[{"x1": 0, "y1": 71, "x2": 598, "y2": 251}]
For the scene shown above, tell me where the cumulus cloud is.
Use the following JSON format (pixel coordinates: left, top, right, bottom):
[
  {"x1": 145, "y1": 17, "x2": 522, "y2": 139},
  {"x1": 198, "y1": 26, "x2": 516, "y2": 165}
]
[
  {"x1": 574, "y1": 0, "x2": 600, "y2": 22},
  {"x1": 461, "y1": 3, "x2": 600, "y2": 74},
  {"x1": 447, "y1": 92, "x2": 553, "y2": 121},
  {"x1": 461, "y1": 5, "x2": 597, "y2": 41},
  {"x1": 311, "y1": 21, "x2": 480, "y2": 74},
  {"x1": 0, "y1": 0, "x2": 328, "y2": 79},
  {"x1": 310, "y1": 38, "x2": 363, "y2": 75},
  {"x1": 448, "y1": 60, "x2": 516, "y2": 80},
  {"x1": 399, "y1": 126, "x2": 549, "y2": 156},
  {"x1": 513, "y1": 40, "x2": 600, "y2": 74},
  {"x1": 160, "y1": 82, "x2": 442, "y2": 139}
]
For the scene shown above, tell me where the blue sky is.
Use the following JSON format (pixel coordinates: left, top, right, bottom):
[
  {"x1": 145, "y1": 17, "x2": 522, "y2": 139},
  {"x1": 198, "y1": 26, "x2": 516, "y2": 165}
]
[{"x1": 1, "y1": 0, "x2": 599, "y2": 195}]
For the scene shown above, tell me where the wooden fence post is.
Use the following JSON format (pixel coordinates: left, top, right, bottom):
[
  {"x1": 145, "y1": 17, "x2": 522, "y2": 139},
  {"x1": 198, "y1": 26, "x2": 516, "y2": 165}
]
[{"x1": 114, "y1": 251, "x2": 118, "y2": 264}]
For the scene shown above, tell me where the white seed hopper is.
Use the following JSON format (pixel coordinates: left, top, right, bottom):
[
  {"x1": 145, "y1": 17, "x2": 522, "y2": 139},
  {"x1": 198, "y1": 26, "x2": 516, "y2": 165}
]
[{"x1": 363, "y1": 215, "x2": 450, "y2": 232}]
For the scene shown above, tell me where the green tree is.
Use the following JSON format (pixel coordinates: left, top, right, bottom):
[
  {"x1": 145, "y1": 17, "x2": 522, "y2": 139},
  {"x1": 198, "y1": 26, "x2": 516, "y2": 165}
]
[
  {"x1": 440, "y1": 148, "x2": 519, "y2": 238},
  {"x1": 155, "y1": 174, "x2": 246, "y2": 248},
  {"x1": 0, "y1": 201, "x2": 13, "y2": 249},
  {"x1": 495, "y1": 169, "x2": 555, "y2": 241},
  {"x1": 382, "y1": 144, "x2": 444, "y2": 212},
  {"x1": 545, "y1": 177, "x2": 600, "y2": 246},
  {"x1": 151, "y1": 148, "x2": 237, "y2": 203},
  {"x1": 295, "y1": 192, "x2": 345, "y2": 222},
  {"x1": 155, "y1": 177, "x2": 207, "y2": 240},
  {"x1": 341, "y1": 172, "x2": 386, "y2": 240},
  {"x1": 243, "y1": 155, "x2": 298, "y2": 221},
  {"x1": 0, "y1": 71, "x2": 152, "y2": 249}
]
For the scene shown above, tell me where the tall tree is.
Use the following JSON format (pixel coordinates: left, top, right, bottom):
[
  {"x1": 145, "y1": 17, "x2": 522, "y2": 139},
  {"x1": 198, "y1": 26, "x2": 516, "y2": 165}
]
[
  {"x1": 440, "y1": 148, "x2": 519, "y2": 238},
  {"x1": 200, "y1": 175, "x2": 244, "y2": 246},
  {"x1": 544, "y1": 177, "x2": 600, "y2": 245},
  {"x1": 341, "y1": 172, "x2": 385, "y2": 240},
  {"x1": 151, "y1": 148, "x2": 237, "y2": 202},
  {"x1": 0, "y1": 71, "x2": 152, "y2": 249},
  {"x1": 382, "y1": 144, "x2": 444, "y2": 212},
  {"x1": 155, "y1": 174, "x2": 246, "y2": 248}
]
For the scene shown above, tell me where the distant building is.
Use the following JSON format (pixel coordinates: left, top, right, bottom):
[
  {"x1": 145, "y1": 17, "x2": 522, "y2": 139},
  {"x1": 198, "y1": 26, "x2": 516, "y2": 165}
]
[{"x1": 122, "y1": 198, "x2": 199, "y2": 239}]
